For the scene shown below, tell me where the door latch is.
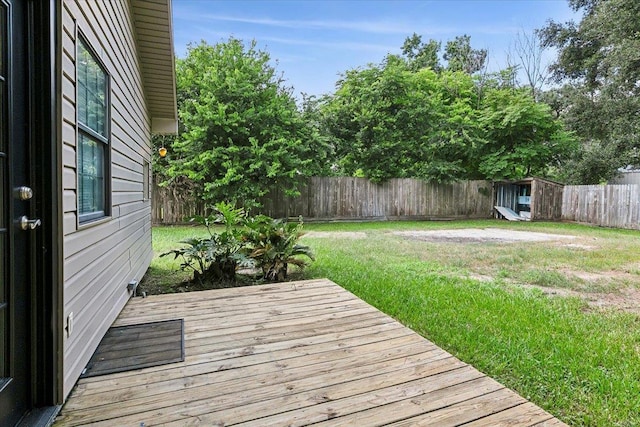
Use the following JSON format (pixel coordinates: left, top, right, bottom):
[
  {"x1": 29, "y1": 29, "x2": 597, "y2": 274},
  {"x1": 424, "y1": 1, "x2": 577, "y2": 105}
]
[{"x1": 17, "y1": 216, "x2": 41, "y2": 230}]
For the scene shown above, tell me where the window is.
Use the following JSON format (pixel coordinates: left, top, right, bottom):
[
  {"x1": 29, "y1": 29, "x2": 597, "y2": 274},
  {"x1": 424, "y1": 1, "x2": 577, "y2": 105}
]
[{"x1": 77, "y1": 37, "x2": 109, "y2": 223}]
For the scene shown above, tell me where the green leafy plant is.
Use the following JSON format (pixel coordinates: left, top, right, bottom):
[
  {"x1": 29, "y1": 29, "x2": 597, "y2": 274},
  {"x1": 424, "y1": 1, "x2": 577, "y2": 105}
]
[
  {"x1": 159, "y1": 237, "x2": 210, "y2": 279},
  {"x1": 160, "y1": 202, "x2": 252, "y2": 285},
  {"x1": 160, "y1": 202, "x2": 315, "y2": 285},
  {"x1": 244, "y1": 216, "x2": 315, "y2": 281}
]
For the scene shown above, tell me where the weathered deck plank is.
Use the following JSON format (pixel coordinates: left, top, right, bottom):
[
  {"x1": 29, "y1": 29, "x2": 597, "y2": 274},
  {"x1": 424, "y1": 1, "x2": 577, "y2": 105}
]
[{"x1": 56, "y1": 279, "x2": 566, "y2": 426}]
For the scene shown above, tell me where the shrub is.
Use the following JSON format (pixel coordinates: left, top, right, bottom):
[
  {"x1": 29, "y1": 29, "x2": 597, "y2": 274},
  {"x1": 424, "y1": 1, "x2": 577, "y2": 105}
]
[
  {"x1": 161, "y1": 203, "x2": 314, "y2": 285},
  {"x1": 244, "y1": 216, "x2": 315, "y2": 281},
  {"x1": 160, "y1": 202, "x2": 252, "y2": 285}
]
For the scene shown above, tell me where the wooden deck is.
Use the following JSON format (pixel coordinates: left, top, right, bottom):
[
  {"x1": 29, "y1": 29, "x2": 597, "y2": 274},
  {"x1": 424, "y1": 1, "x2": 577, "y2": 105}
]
[{"x1": 56, "y1": 279, "x2": 566, "y2": 426}]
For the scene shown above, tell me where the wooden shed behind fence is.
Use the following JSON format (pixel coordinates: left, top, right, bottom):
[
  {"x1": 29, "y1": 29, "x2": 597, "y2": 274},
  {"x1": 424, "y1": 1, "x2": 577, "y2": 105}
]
[{"x1": 494, "y1": 177, "x2": 564, "y2": 221}]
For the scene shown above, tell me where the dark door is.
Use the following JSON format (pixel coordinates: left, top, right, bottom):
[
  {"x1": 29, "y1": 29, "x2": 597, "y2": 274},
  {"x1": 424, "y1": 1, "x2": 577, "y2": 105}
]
[{"x1": 0, "y1": 0, "x2": 41, "y2": 424}]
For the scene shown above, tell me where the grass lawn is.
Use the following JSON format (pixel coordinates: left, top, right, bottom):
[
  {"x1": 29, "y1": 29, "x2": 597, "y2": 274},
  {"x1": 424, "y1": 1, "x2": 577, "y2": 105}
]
[{"x1": 144, "y1": 220, "x2": 640, "y2": 427}]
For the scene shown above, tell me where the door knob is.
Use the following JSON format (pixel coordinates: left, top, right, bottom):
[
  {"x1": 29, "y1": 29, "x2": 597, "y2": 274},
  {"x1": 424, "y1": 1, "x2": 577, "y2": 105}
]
[
  {"x1": 17, "y1": 216, "x2": 41, "y2": 230},
  {"x1": 13, "y1": 186, "x2": 34, "y2": 200}
]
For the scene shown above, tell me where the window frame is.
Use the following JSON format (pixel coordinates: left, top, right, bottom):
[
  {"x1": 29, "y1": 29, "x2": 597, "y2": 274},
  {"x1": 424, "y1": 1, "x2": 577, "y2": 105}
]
[
  {"x1": 143, "y1": 160, "x2": 150, "y2": 201},
  {"x1": 76, "y1": 33, "x2": 111, "y2": 225}
]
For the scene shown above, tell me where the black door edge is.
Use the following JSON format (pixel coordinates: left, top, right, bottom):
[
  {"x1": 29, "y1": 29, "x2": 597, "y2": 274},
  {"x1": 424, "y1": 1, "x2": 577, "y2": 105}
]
[{"x1": 27, "y1": 0, "x2": 62, "y2": 412}]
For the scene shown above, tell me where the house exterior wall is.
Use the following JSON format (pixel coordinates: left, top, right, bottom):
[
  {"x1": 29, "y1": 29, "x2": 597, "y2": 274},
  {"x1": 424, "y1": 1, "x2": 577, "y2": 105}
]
[{"x1": 60, "y1": 0, "x2": 153, "y2": 398}]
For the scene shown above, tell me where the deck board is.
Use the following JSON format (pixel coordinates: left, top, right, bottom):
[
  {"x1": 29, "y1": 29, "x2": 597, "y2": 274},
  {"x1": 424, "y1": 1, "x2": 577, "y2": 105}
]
[{"x1": 56, "y1": 279, "x2": 567, "y2": 426}]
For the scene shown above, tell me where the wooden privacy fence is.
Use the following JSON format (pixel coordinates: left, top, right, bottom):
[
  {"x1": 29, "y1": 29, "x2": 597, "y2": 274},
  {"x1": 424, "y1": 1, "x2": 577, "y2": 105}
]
[
  {"x1": 153, "y1": 177, "x2": 640, "y2": 229},
  {"x1": 258, "y1": 177, "x2": 494, "y2": 220},
  {"x1": 152, "y1": 177, "x2": 206, "y2": 224},
  {"x1": 152, "y1": 177, "x2": 494, "y2": 223},
  {"x1": 562, "y1": 184, "x2": 640, "y2": 229}
]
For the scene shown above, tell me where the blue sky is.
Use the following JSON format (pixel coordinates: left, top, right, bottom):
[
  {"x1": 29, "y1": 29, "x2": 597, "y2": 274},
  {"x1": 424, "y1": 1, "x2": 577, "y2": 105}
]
[{"x1": 172, "y1": 1, "x2": 578, "y2": 99}]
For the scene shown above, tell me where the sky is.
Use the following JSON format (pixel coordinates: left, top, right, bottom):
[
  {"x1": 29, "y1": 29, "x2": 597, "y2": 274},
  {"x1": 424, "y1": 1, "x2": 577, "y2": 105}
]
[{"x1": 172, "y1": 0, "x2": 579, "y2": 99}]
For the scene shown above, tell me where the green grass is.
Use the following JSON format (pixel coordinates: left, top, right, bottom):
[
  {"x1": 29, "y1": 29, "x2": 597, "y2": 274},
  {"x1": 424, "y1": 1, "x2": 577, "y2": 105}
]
[
  {"x1": 145, "y1": 220, "x2": 640, "y2": 426},
  {"x1": 144, "y1": 225, "x2": 212, "y2": 293}
]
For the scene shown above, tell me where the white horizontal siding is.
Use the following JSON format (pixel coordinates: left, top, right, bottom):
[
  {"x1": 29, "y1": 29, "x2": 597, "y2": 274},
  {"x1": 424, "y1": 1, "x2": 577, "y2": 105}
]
[{"x1": 61, "y1": 0, "x2": 154, "y2": 399}]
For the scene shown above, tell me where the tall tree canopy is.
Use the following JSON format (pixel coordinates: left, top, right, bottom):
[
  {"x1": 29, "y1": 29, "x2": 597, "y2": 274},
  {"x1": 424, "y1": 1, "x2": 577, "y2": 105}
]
[
  {"x1": 324, "y1": 57, "x2": 482, "y2": 182},
  {"x1": 477, "y1": 88, "x2": 575, "y2": 179},
  {"x1": 166, "y1": 39, "x2": 327, "y2": 207},
  {"x1": 539, "y1": 0, "x2": 640, "y2": 183},
  {"x1": 320, "y1": 40, "x2": 575, "y2": 183},
  {"x1": 401, "y1": 33, "x2": 442, "y2": 72},
  {"x1": 444, "y1": 35, "x2": 488, "y2": 74},
  {"x1": 398, "y1": 33, "x2": 487, "y2": 74}
]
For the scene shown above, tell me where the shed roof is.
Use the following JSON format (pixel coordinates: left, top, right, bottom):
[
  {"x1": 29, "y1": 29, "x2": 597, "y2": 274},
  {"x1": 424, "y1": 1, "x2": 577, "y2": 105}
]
[
  {"x1": 130, "y1": 0, "x2": 178, "y2": 134},
  {"x1": 494, "y1": 177, "x2": 564, "y2": 187}
]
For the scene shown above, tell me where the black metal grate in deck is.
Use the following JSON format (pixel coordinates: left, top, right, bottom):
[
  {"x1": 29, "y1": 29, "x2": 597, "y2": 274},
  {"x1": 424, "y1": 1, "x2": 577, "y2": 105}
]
[{"x1": 80, "y1": 319, "x2": 184, "y2": 378}]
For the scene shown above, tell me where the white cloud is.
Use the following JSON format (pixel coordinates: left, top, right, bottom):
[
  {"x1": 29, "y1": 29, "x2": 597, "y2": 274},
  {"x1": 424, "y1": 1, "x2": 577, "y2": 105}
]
[
  {"x1": 259, "y1": 35, "x2": 397, "y2": 53},
  {"x1": 174, "y1": 11, "x2": 520, "y2": 37},
  {"x1": 180, "y1": 13, "x2": 415, "y2": 34},
  {"x1": 176, "y1": 26, "x2": 397, "y2": 54}
]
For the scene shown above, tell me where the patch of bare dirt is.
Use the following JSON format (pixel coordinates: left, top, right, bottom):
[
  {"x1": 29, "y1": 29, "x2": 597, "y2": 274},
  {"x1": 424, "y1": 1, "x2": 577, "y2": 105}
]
[
  {"x1": 559, "y1": 268, "x2": 640, "y2": 287},
  {"x1": 515, "y1": 282, "x2": 640, "y2": 314},
  {"x1": 303, "y1": 231, "x2": 367, "y2": 239},
  {"x1": 586, "y1": 287, "x2": 640, "y2": 313},
  {"x1": 393, "y1": 228, "x2": 576, "y2": 244},
  {"x1": 562, "y1": 243, "x2": 599, "y2": 250},
  {"x1": 518, "y1": 283, "x2": 578, "y2": 299},
  {"x1": 520, "y1": 267, "x2": 640, "y2": 312},
  {"x1": 467, "y1": 273, "x2": 494, "y2": 282},
  {"x1": 567, "y1": 270, "x2": 614, "y2": 282},
  {"x1": 550, "y1": 285, "x2": 640, "y2": 314},
  {"x1": 621, "y1": 263, "x2": 640, "y2": 275}
]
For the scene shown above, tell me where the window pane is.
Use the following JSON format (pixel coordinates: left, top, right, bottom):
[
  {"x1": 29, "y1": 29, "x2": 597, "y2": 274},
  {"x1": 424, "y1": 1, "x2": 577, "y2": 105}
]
[
  {"x1": 77, "y1": 39, "x2": 107, "y2": 137},
  {"x1": 77, "y1": 37, "x2": 108, "y2": 223},
  {"x1": 78, "y1": 133, "x2": 105, "y2": 216}
]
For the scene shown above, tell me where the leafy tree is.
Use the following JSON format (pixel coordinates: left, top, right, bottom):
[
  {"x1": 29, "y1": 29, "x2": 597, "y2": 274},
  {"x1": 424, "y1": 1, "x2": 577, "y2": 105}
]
[
  {"x1": 299, "y1": 93, "x2": 336, "y2": 176},
  {"x1": 323, "y1": 57, "x2": 485, "y2": 182},
  {"x1": 560, "y1": 140, "x2": 621, "y2": 184},
  {"x1": 401, "y1": 33, "x2": 442, "y2": 72},
  {"x1": 321, "y1": 51, "x2": 575, "y2": 182},
  {"x1": 444, "y1": 35, "x2": 488, "y2": 74},
  {"x1": 418, "y1": 69, "x2": 485, "y2": 180},
  {"x1": 539, "y1": 0, "x2": 640, "y2": 182},
  {"x1": 168, "y1": 39, "x2": 320, "y2": 208},
  {"x1": 399, "y1": 33, "x2": 487, "y2": 75},
  {"x1": 477, "y1": 88, "x2": 577, "y2": 180},
  {"x1": 335, "y1": 56, "x2": 421, "y2": 181},
  {"x1": 540, "y1": 0, "x2": 640, "y2": 92}
]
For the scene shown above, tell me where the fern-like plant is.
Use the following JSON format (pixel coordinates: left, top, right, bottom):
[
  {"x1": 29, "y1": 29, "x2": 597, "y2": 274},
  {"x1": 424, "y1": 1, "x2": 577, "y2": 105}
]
[
  {"x1": 243, "y1": 216, "x2": 315, "y2": 281},
  {"x1": 160, "y1": 202, "x2": 252, "y2": 285}
]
